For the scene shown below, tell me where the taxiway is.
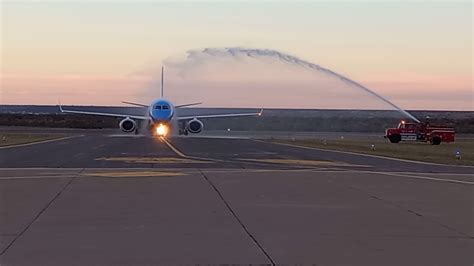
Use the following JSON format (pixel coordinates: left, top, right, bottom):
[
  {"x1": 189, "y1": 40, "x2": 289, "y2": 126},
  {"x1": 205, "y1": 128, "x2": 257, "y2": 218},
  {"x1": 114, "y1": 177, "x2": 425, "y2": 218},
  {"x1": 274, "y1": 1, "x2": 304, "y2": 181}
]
[{"x1": 0, "y1": 132, "x2": 472, "y2": 265}]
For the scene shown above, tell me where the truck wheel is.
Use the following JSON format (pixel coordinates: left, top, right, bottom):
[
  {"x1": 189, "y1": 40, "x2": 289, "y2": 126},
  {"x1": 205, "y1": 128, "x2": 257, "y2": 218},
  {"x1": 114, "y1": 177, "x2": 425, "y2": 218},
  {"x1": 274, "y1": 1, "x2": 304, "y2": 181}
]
[
  {"x1": 389, "y1": 134, "x2": 401, "y2": 143},
  {"x1": 431, "y1": 137, "x2": 441, "y2": 145}
]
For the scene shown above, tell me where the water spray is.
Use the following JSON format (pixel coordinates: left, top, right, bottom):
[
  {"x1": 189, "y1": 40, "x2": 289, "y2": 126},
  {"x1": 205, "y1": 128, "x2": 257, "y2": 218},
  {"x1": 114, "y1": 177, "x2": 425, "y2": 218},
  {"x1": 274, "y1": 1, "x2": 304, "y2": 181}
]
[{"x1": 185, "y1": 47, "x2": 420, "y2": 123}]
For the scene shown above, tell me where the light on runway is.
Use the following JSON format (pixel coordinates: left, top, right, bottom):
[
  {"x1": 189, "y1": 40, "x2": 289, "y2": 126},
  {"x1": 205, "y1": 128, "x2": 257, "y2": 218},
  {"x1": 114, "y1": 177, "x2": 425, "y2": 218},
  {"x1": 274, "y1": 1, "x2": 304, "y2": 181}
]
[{"x1": 156, "y1": 124, "x2": 168, "y2": 136}]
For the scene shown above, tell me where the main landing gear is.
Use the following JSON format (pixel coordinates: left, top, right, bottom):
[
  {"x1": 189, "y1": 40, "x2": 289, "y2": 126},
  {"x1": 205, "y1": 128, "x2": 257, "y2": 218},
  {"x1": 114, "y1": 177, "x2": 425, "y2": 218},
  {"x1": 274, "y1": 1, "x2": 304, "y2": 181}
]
[{"x1": 179, "y1": 129, "x2": 189, "y2": 136}]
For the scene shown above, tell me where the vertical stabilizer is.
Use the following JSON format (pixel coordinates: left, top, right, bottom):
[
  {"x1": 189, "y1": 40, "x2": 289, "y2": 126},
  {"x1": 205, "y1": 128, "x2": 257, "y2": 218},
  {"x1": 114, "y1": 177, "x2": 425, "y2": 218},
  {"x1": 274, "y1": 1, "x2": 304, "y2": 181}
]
[{"x1": 161, "y1": 66, "x2": 164, "y2": 98}]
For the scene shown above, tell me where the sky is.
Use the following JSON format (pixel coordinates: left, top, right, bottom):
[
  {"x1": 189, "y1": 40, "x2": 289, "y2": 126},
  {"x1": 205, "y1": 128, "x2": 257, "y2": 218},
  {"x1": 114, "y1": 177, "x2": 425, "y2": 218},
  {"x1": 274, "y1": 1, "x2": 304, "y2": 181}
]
[{"x1": 1, "y1": 0, "x2": 472, "y2": 110}]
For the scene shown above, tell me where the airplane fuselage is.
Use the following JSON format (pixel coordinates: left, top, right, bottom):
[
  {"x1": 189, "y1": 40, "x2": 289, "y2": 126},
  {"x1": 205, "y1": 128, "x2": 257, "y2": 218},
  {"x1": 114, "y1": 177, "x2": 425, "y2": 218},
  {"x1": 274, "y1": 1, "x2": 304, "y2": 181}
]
[{"x1": 149, "y1": 99, "x2": 174, "y2": 123}]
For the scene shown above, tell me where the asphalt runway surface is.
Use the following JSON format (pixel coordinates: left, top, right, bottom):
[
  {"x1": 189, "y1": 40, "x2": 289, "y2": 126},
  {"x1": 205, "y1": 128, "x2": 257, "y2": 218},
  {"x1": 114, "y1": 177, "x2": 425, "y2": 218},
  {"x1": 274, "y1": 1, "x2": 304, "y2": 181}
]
[{"x1": 0, "y1": 132, "x2": 473, "y2": 265}]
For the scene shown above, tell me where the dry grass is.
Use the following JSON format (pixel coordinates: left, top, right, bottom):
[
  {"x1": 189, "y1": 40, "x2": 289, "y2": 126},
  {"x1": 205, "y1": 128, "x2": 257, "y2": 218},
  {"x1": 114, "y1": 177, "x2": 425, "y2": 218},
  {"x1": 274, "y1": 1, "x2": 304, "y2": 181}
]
[{"x1": 272, "y1": 137, "x2": 474, "y2": 166}]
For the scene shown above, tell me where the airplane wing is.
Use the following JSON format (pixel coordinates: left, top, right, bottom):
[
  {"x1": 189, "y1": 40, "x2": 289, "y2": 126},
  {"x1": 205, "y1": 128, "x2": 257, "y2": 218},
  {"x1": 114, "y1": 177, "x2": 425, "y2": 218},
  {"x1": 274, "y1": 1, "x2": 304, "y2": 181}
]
[
  {"x1": 59, "y1": 105, "x2": 150, "y2": 120},
  {"x1": 122, "y1": 101, "x2": 148, "y2": 108},
  {"x1": 177, "y1": 108, "x2": 263, "y2": 121}
]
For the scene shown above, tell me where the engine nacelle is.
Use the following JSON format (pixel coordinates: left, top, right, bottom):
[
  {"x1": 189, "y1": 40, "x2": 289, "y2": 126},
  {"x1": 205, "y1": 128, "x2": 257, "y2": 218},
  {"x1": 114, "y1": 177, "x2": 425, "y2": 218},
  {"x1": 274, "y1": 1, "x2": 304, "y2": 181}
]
[
  {"x1": 186, "y1": 118, "x2": 204, "y2": 134},
  {"x1": 119, "y1": 118, "x2": 137, "y2": 133}
]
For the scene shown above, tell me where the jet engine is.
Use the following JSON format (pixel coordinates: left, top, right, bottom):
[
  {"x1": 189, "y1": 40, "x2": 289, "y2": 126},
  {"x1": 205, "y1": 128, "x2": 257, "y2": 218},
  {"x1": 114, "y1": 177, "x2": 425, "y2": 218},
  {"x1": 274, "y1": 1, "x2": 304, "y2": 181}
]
[
  {"x1": 119, "y1": 118, "x2": 137, "y2": 133},
  {"x1": 186, "y1": 118, "x2": 204, "y2": 134}
]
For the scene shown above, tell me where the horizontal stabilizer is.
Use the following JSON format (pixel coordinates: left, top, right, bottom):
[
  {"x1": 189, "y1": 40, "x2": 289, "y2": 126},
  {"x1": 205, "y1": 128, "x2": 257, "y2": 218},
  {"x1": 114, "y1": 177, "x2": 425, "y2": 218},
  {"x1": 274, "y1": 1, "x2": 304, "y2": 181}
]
[{"x1": 175, "y1": 102, "x2": 202, "y2": 108}]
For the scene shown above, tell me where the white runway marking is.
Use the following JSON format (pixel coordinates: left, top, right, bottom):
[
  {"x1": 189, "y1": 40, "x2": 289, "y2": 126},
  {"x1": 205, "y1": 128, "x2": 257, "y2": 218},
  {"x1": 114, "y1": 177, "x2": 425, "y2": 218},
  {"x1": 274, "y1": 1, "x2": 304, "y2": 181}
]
[
  {"x1": 0, "y1": 175, "x2": 72, "y2": 180},
  {"x1": 175, "y1": 135, "x2": 250, "y2": 140},
  {"x1": 108, "y1": 134, "x2": 149, "y2": 138},
  {"x1": 351, "y1": 170, "x2": 474, "y2": 185}
]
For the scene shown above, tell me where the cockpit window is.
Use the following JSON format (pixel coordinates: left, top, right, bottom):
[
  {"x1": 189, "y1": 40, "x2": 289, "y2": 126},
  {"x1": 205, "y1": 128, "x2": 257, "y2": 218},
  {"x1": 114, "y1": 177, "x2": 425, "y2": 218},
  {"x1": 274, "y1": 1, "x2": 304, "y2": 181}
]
[
  {"x1": 162, "y1": 105, "x2": 170, "y2": 110},
  {"x1": 154, "y1": 105, "x2": 162, "y2": 110}
]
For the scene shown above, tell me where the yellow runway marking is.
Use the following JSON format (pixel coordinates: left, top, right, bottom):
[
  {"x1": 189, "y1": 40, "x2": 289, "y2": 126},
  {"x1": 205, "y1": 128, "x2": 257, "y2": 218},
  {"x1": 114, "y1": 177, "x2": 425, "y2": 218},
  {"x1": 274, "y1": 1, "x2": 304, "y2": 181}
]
[
  {"x1": 0, "y1": 135, "x2": 79, "y2": 150},
  {"x1": 95, "y1": 157, "x2": 212, "y2": 164},
  {"x1": 160, "y1": 137, "x2": 189, "y2": 158},
  {"x1": 239, "y1": 158, "x2": 370, "y2": 168},
  {"x1": 83, "y1": 171, "x2": 185, "y2": 178},
  {"x1": 0, "y1": 169, "x2": 343, "y2": 180},
  {"x1": 160, "y1": 137, "x2": 226, "y2": 163}
]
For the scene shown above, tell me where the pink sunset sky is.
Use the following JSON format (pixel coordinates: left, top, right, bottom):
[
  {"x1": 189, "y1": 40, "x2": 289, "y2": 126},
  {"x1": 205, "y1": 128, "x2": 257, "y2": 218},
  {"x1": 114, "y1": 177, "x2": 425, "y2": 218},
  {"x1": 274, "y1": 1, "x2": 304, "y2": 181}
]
[{"x1": 1, "y1": 1, "x2": 472, "y2": 111}]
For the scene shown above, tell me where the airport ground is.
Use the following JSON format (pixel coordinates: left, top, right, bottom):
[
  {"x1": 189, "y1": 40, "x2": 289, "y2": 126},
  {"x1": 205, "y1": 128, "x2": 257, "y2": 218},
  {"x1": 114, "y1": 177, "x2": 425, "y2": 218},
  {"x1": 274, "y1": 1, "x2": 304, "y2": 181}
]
[
  {"x1": 2, "y1": 127, "x2": 473, "y2": 165},
  {"x1": 0, "y1": 127, "x2": 473, "y2": 265}
]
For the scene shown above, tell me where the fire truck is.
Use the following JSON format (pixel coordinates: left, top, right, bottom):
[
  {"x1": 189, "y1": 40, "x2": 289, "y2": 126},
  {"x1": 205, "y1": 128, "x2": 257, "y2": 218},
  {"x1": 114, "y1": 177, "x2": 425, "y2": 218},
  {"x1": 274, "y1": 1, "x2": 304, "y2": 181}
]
[{"x1": 385, "y1": 121, "x2": 455, "y2": 145}]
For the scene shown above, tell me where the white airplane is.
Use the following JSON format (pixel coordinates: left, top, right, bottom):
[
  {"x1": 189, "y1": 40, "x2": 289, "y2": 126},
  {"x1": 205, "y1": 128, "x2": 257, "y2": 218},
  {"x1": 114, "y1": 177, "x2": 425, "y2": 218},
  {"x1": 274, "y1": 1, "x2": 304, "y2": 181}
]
[{"x1": 59, "y1": 67, "x2": 263, "y2": 136}]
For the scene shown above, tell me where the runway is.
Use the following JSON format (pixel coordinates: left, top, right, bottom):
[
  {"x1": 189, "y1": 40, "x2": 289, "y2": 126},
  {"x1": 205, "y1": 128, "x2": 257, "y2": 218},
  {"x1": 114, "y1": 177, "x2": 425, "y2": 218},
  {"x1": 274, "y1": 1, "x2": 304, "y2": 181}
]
[{"x1": 0, "y1": 133, "x2": 472, "y2": 265}]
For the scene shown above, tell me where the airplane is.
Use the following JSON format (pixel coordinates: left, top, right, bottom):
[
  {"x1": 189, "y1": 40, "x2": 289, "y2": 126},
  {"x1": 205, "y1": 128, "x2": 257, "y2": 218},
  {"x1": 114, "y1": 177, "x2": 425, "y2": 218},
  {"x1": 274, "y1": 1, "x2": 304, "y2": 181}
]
[{"x1": 58, "y1": 67, "x2": 263, "y2": 136}]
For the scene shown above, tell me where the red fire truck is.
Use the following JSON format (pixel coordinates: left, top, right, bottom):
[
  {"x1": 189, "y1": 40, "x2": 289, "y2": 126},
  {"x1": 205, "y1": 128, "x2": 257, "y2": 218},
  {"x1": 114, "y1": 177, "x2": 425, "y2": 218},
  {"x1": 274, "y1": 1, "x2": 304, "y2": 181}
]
[{"x1": 385, "y1": 121, "x2": 455, "y2": 145}]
